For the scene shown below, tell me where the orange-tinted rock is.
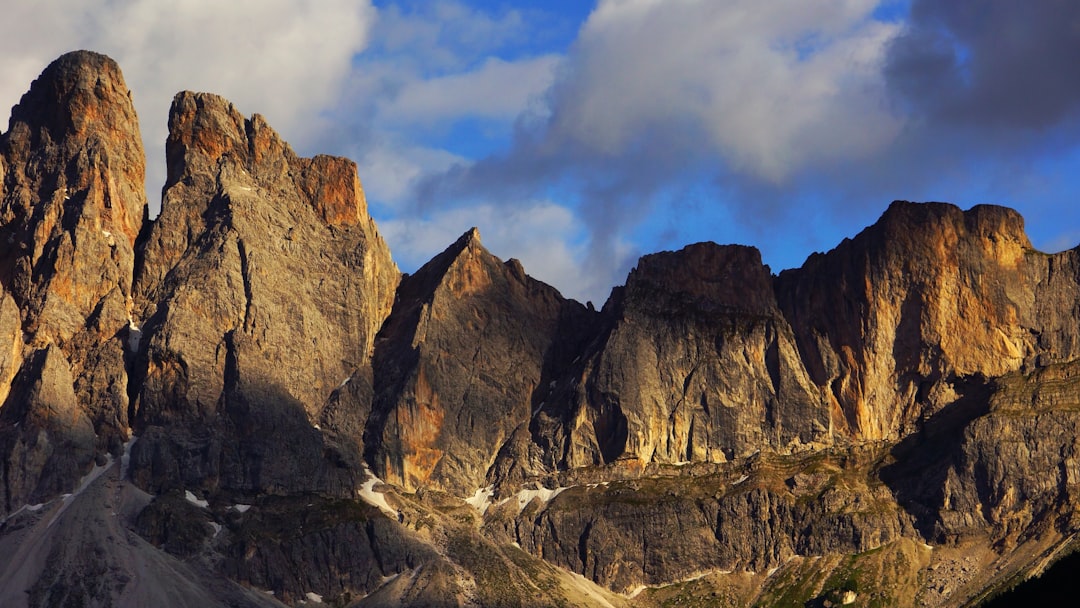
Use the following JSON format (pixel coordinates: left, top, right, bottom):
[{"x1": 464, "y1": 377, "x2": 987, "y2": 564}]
[
  {"x1": 129, "y1": 91, "x2": 399, "y2": 495},
  {"x1": 0, "y1": 51, "x2": 147, "y2": 510}
]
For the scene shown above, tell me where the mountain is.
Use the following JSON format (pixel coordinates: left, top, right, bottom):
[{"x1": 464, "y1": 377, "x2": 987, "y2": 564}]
[{"x1": 2, "y1": 50, "x2": 1080, "y2": 607}]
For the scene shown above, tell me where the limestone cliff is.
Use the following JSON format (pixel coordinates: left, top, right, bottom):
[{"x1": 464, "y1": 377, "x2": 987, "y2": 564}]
[
  {"x1": 365, "y1": 228, "x2": 593, "y2": 493},
  {"x1": 0, "y1": 51, "x2": 145, "y2": 512},
  {"x1": 129, "y1": 90, "x2": 399, "y2": 496},
  {"x1": 4, "y1": 51, "x2": 1080, "y2": 608},
  {"x1": 531, "y1": 243, "x2": 830, "y2": 472}
]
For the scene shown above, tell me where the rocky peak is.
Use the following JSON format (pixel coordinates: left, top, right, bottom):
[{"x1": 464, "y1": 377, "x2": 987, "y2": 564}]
[
  {"x1": 129, "y1": 88, "x2": 399, "y2": 496},
  {"x1": 1, "y1": 50, "x2": 145, "y2": 335},
  {"x1": 622, "y1": 242, "x2": 777, "y2": 316},
  {"x1": 366, "y1": 227, "x2": 589, "y2": 493},
  {"x1": 0, "y1": 50, "x2": 146, "y2": 512},
  {"x1": 776, "y1": 201, "x2": 1041, "y2": 440}
]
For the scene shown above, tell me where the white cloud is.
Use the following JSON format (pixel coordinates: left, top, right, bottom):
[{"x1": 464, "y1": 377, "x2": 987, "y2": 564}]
[
  {"x1": 543, "y1": 0, "x2": 903, "y2": 182},
  {"x1": 358, "y1": 141, "x2": 466, "y2": 207},
  {"x1": 377, "y1": 55, "x2": 559, "y2": 127}
]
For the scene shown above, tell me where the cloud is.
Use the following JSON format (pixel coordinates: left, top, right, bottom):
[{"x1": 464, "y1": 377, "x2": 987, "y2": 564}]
[
  {"x1": 886, "y1": 1, "x2": 1080, "y2": 130},
  {"x1": 376, "y1": 55, "x2": 559, "y2": 127},
  {"x1": 1, "y1": 0, "x2": 377, "y2": 209}
]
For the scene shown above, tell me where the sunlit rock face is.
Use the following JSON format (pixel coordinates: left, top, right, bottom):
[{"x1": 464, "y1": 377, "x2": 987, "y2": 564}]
[{"x1": 775, "y1": 201, "x2": 1076, "y2": 441}]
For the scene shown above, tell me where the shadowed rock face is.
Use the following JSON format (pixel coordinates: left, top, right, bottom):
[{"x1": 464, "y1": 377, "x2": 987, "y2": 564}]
[
  {"x1": 6, "y1": 51, "x2": 1080, "y2": 607},
  {"x1": 128, "y1": 90, "x2": 400, "y2": 496}
]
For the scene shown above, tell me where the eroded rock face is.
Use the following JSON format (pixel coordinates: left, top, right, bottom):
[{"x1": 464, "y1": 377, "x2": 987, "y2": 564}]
[
  {"x1": 0, "y1": 51, "x2": 146, "y2": 511},
  {"x1": 776, "y1": 202, "x2": 1050, "y2": 441},
  {"x1": 533, "y1": 243, "x2": 830, "y2": 471},
  {"x1": 129, "y1": 91, "x2": 399, "y2": 495},
  {"x1": 365, "y1": 228, "x2": 594, "y2": 493}
]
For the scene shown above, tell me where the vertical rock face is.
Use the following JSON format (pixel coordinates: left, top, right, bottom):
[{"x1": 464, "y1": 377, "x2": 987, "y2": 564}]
[
  {"x1": 776, "y1": 202, "x2": 1047, "y2": 441},
  {"x1": 365, "y1": 228, "x2": 593, "y2": 493},
  {"x1": 0, "y1": 51, "x2": 146, "y2": 512},
  {"x1": 128, "y1": 91, "x2": 399, "y2": 495},
  {"x1": 535, "y1": 243, "x2": 829, "y2": 470}
]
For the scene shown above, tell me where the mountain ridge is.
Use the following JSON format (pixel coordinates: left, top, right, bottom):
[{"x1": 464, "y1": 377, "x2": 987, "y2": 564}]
[{"x1": 1, "y1": 50, "x2": 1080, "y2": 607}]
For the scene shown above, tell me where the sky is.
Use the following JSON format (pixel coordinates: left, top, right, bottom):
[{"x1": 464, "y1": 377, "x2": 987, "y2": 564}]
[{"x1": 3, "y1": 0, "x2": 1080, "y2": 305}]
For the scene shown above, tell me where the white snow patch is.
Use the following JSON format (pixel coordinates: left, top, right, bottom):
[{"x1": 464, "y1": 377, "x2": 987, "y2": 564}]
[
  {"x1": 313, "y1": 424, "x2": 321, "y2": 431},
  {"x1": 185, "y1": 490, "x2": 209, "y2": 509},
  {"x1": 466, "y1": 485, "x2": 495, "y2": 514},
  {"x1": 305, "y1": 591, "x2": 324, "y2": 603},
  {"x1": 210, "y1": 522, "x2": 222, "y2": 538},
  {"x1": 338, "y1": 376, "x2": 351, "y2": 389},
  {"x1": 126, "y1": 317, "x2": 142, "y2": 352},
  {"x1": 232, "y1": 504, "x2": 252, "y2": 513},
  {"x1": 733, "y1": 475, "x2": 749, "y2": 485},
  {"x1": 120, "y1": 434, "x2": 138, "y2": 478},
  {"x1": 358, "y1": 469, "x2": 397, "y2": 518},
  {"x1": 0, "y1": 501, "x2": 49, "y2": 524},
  {"x1": 509, "y1": 485, "x2": 569, "y2": 515}
]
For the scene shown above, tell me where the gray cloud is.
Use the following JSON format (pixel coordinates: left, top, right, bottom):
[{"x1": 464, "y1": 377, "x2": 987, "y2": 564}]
[{"x1": 886, "y1": 0, "x2": 1080, "y2": 130}]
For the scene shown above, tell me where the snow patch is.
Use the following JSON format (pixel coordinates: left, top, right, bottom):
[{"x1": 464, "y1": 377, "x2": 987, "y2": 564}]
[
  {"x1": 466, "y1": 485, "x2": 495, "y2": 514},
  {"x1": 305, "y1": 591, "x2": 324, "y2": 603},
  {"x1": 185, "y1": 490, "x2": 209, "y2": 509},
  {"x1": 358, "y1": 469, "x2": 397, "y2": 518},
  {"x1": 120, "y1": 434, "x2": 138, "y2": 478},
  {"x1": 338, "y1": 376, "x2": 351, "y2": 389},
  {"x1": 210, "y1": 522, "x2": 222, "y2": 538},
  {"x1": 733, "y1": 475, "x2": 749, "y2": 485},
  {"x1": 232, "y1": 504, "x2": 252, "y2": 513},
  {"x1": 505, "y1": 485, "x2": 569, "y2": 515},
  {"x1": 126, "y1": 317, "x2": 142, "y2": 352}
]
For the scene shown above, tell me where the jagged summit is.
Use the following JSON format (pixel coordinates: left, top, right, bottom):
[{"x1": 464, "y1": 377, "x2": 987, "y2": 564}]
[{"x1": 2, "y1": 51, "x2": 1080, "y2": 607}]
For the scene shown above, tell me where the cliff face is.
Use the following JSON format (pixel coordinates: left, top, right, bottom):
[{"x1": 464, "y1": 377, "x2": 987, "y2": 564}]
[
  {"x1": 128, "y1": 90, "x2": 399, "y2": 496},
  {"x1": 3, "y1": 51, "x2": 1080, "y2": 608},
  {"x1": 0, "y1": 51, "x2": 145, "y2": 512}
]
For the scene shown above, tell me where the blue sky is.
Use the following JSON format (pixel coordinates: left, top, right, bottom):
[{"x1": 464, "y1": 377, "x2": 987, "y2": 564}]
[{"x1": 4, "y1": 1, "x2": 1080, "y2": 304}]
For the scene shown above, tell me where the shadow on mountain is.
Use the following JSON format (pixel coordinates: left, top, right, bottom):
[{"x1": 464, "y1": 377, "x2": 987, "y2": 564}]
[
  {"x1": 129, "y1": 375, "x2": 364, "y2": 500},
  {"x1": 879, "y1": 373, "x2": 992, "y2": 541}
]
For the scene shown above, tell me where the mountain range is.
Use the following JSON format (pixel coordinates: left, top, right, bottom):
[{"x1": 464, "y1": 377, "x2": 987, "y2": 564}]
[{"x1": 1, "y1": 50, "x2": 1079, "y2": 607}]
